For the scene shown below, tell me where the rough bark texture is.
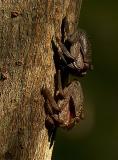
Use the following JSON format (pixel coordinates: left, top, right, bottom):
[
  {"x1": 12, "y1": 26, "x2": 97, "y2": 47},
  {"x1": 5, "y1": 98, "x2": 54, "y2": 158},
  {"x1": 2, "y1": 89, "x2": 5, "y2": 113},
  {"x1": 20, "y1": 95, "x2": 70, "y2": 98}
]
[{"x1": 0, "y1": 0, "x2": 82, "y2": 160}]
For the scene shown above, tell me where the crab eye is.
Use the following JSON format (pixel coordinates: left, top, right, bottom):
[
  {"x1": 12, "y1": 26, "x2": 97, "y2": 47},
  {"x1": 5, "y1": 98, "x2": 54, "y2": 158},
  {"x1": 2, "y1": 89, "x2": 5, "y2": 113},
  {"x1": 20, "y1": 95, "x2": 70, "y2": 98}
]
[
  {"x1": 81, "y1": 72, "x2": 87, "y2": 76},
  {"x1": 75, "y1": 117, "x2": 80, "y2": 123}
]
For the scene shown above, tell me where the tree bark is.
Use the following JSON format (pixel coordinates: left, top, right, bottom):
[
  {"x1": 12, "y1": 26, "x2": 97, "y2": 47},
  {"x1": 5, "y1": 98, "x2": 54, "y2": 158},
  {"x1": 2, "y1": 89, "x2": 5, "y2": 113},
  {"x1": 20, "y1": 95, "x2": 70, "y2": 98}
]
[{"x1": 0, "y1": 0, "x2": 82, "y2": 160}]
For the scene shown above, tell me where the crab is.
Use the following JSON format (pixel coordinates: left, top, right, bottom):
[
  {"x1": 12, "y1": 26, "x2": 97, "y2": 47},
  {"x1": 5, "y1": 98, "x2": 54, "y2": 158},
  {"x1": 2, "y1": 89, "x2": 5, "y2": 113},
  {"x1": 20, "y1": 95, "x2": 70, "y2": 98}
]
[
  {"x1": 56, "y1": 17, "x2": 93, "y2": 77},
  {"x1": 42, "y1": 81, "x2": 84, "y2": 129}
]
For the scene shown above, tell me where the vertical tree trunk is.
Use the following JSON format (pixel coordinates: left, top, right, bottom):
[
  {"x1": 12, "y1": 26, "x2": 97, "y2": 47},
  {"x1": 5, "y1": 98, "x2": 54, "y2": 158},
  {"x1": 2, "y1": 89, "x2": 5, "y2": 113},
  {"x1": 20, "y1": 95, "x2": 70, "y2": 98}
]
[{"x1": 0, "y1": 0, "x2": 82, "y2": 159}]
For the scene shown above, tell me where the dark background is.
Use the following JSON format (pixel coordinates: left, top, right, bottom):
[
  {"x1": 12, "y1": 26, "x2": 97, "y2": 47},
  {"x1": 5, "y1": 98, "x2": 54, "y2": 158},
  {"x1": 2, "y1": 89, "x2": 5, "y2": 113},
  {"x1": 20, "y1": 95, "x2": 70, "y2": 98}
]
[{"x1": 52, "y1": 0, "x2": 118, "y2": 160}]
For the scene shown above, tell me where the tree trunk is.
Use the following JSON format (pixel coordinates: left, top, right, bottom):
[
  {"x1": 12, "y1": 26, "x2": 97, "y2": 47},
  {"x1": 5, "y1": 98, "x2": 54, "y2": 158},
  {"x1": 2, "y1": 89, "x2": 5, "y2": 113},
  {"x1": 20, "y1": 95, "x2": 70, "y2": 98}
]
[{"x1": 0, "y1": 0, "x2": 82, "y2": 159}]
